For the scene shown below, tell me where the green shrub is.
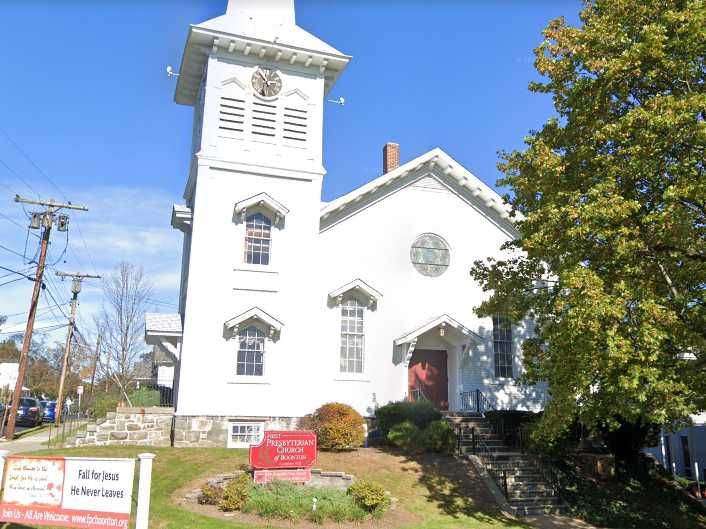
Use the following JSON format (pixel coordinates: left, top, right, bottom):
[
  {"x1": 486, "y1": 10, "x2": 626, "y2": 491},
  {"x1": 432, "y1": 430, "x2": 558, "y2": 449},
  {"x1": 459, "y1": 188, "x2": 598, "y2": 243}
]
[
  {"x1": 220, "y1": 474, "x2": 252, "y2": 512},
  {"x1": 423, "y1": 420, "x2": 456, "y2": 453},
  {"x1": 198, "y1": 483, "x2": 224, "y2": 505},
  {"x1": 90, "y1": 394, "x2": 121, "y2": 419},
  {"x1": 244, "y1": 480, "x2": 367, "y2": 524},
  {"x1": 376, "y1": 400, "x2": 441, "y2": 435},
  {"x1": 305, "y1": 402, "x2": 365, "y2": 450},
  {"x1": 347, "y1": 479, "x2": 390, "y2": 515},
  {"x1": 387, "y1": 419, "x2": 456, "y2": 454},
  {"x1": 387, "y1": 420, "x2": 423, "y2": 453}
]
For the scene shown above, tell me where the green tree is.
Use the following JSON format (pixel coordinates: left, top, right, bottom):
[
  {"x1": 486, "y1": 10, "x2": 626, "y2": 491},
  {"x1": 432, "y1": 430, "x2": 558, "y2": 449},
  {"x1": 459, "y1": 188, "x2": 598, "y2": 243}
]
[
  {"x1": 0, "y1": 339, "x2": 19, "y2": 363},
  {"x1": 470, "y1": 0, "x2": 705, "y2": 466}
]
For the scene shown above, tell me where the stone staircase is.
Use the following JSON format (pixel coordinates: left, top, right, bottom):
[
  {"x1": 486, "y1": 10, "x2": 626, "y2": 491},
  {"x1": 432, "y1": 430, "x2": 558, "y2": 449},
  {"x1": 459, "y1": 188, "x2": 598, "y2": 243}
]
[{"x1": 445, "y1": 412, "x2": 565, "y2": 516}]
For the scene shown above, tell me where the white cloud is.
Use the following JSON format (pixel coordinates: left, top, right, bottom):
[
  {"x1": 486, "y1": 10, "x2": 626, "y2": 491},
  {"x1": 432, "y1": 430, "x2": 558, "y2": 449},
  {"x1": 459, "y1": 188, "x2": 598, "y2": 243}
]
[{"x1": 0, "y1": 183, "x2": 182, "y2": 342}]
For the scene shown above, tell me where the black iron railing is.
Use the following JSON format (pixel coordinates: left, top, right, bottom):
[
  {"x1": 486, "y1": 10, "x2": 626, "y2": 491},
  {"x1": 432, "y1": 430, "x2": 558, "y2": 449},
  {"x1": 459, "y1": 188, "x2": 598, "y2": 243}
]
[
  {"x1": 410, "y1": 386, "x2": 429, "y2": 403},
  {"x1": 460, "y1": 389, "x2": 505, "y2": 440}
]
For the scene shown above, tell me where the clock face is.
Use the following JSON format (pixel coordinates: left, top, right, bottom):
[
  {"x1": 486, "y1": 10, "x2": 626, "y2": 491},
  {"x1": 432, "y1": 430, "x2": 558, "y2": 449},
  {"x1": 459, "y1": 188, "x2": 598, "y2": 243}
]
[{"x1": 251, "y1": 67, "x2": 282, "y2": 98}]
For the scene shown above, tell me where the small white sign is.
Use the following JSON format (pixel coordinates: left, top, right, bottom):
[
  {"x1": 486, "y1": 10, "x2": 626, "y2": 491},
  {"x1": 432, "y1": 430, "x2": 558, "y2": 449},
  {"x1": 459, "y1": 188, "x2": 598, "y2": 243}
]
[
  {"x1": 76, "y1": 386, "x2": 84, "y2": 396},
  {"x1": 62, "y1": 458, "x2": 134, "y2": 514}
]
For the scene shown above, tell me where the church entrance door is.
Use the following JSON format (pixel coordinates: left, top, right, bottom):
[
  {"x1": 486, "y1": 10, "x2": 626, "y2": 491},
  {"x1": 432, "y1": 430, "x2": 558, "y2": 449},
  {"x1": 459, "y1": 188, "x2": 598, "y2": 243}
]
[{"x1": 408, "y1": 349, "x2": 448, "y2": 410}]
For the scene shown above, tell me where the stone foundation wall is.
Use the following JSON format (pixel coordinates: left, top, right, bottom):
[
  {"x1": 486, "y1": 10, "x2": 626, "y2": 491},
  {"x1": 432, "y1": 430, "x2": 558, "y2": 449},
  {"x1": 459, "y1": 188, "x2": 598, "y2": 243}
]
[
  {"x1": 173, "y1": 415, "x2": 301, "y2": 448},
  {"x1": 74, "y1": 407, "x2": 173, "y2": 447}
]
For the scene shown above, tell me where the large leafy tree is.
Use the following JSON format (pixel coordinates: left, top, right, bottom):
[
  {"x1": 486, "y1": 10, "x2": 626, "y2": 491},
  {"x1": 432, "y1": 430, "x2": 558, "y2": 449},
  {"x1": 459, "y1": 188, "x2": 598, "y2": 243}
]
[{"x1": 470, "y1": 0, "x2": 705, "y2": 464}]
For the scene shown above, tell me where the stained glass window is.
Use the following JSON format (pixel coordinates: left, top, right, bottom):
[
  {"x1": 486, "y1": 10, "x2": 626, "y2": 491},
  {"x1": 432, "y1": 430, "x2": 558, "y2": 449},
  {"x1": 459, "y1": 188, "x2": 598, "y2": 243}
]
[{"x1": 410, "y1": 234, "x2": 450, "y2": 277}]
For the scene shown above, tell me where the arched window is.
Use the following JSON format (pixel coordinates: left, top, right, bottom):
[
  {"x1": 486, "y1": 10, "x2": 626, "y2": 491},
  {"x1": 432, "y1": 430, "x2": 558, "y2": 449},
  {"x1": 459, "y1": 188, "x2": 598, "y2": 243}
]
[
  {"x1": 237, "y1": 325, "x2": 265, "y2": 376},
  {"x1": 244, "y1": 212, "x2": 272, "y2": 265},
  {"x1": 340, "y1": 298, "x2": 364, "y2": 373},
  {"x1": 493, "y1": 315, "x2": 513, "y2": 378}
]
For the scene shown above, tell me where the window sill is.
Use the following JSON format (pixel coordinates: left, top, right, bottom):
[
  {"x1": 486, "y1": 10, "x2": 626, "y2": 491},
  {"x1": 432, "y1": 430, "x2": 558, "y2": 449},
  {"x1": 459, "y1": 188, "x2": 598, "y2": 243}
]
[
  {"x1": 228, "y1": 378, "x2": 272, "y2": 385},
  {"x1": 334, "y1": 376, "x2": 371, "y2": 383},
  {"x1": 234, "y1": 264, "x2": 279, "y2": 274}
]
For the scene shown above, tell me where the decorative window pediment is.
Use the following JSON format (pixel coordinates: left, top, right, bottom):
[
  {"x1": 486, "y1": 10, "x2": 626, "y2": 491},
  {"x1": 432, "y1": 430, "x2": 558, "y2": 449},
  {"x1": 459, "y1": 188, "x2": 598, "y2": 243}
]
[
  {"x1": 234, "y1": 193, "x2": 289, "y2": 226},
  {"x1": 171, "y1": 204, "x2": 193, "y2": 233},
  {"x1": 328, "y1": 279, "x2": 382, "y2": 310},
  {"x1": 223, "y1": 307, "x2": 283, "y2": 342}
]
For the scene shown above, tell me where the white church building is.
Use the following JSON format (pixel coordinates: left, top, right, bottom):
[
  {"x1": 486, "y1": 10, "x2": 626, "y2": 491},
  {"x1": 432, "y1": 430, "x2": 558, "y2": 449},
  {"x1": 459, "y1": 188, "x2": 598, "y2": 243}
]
[{"x1": 146, "y1": 0, "x2": 546, "y2": 448}]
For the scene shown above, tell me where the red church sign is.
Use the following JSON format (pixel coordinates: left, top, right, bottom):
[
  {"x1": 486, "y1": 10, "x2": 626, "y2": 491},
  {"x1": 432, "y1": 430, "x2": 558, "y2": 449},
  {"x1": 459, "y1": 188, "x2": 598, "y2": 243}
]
[{"x1": 249, "y1": 431, "x2": 317, "y2": 470}]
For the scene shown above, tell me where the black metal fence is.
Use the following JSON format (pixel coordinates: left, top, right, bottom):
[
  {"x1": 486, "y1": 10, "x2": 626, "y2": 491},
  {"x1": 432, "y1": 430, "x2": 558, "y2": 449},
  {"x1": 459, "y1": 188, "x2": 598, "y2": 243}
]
[{"x1": 130, "y1": 378, "x2": 174, "y2": 407}]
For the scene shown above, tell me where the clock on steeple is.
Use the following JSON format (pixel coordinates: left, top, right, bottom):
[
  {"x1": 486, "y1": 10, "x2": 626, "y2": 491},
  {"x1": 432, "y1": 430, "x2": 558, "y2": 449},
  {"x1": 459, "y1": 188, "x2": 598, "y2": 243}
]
[
  {"x1": 174, "y1": 0, "x2": 351, "y2": 176},
  {"x1": 251, "y1": 67, "x2": 282, "y2": 98}
]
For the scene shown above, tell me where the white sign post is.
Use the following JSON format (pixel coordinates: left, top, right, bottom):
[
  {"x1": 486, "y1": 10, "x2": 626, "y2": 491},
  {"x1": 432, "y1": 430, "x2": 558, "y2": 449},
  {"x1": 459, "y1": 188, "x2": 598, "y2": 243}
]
[
  {"x1": 135, "y1": 453, "x2": 156, "y2": 529},
  {"x1": 76, "y1": 386, "x2": 84, "y2": 416},
  {"x1": 695, "y1": 462, "x2": 702, "y2": 499}
]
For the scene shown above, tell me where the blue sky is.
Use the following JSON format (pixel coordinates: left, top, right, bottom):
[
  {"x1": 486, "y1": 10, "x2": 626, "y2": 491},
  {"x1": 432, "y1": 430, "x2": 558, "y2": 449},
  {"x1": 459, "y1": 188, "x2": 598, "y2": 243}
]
[{"x1": 0, "y1": 0, "x2": 581, "y2": 342}]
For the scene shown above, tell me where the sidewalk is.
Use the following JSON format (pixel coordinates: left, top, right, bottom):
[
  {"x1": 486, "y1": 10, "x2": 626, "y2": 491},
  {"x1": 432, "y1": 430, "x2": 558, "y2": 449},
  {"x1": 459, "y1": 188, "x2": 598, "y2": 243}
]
[{"x1": 0, "y1": 427, "x2": 54, "y2": 454}]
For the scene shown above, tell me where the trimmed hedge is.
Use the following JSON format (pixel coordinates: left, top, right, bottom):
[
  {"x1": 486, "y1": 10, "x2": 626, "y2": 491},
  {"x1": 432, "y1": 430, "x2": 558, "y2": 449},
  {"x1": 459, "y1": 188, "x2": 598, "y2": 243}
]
[
  {"x1": 375, "y1": 400, "x2": 441, "y2": 436},
  {"x1": 387, "y1": 419, "x2": 456, "y2": 454},
  {"x1": 302, "y1": 402, "x2": 365, "y2": 450}
]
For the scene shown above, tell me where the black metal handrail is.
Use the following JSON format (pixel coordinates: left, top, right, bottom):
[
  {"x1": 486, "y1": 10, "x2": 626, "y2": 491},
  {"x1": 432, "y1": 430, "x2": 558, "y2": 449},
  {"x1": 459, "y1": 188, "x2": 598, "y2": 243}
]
[
  {"x1": 410, "y1": 386, "x2": 429, "y2": 403},
  {"x1": 527, "y1": 452, "x2": 564, "y2": 503},
  {"x1": 460, "y1": 389, "x2": 505, "y2": 441},
  {"x1": 472, "y1": 426, "x2": 510, "y2": 499}
]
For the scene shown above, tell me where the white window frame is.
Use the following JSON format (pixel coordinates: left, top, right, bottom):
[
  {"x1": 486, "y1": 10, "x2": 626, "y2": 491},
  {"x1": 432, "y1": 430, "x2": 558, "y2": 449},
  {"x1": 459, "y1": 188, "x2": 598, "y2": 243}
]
[
  {"x1": 227, "y1": 422, "x2": 264, "y2": 449},
  {"x1": 244, "y1": 212, "x2": 273, "y2": 266},
  {"x1": 493, "y1": 315, "x2": 514, "y2": 379},
  {"x1": 236, "y1": 325, "x2": 266, "y2": 377},
  {"x1": 340, "y1": 297, "x2": 365, "y2": 374}
]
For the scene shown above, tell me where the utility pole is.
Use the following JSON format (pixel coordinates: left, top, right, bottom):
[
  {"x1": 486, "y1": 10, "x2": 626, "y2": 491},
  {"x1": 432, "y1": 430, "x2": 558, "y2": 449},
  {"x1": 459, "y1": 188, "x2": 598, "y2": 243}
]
[
  {"x1": 55, "y1": 271, "x2": 100, "y2": 426},
  {"x1": 89, "y1": 334, "x2": 102, "y2": 402},
  {"x1": 5, "y1": 195, "x2": 88, "y2": 440}
]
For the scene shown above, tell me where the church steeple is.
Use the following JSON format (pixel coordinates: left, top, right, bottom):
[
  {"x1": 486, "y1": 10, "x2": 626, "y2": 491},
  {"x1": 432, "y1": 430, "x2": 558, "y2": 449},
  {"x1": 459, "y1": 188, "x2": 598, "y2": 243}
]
[{"x1": 174, "y1": 0, "x2": 350, "y2": 107}]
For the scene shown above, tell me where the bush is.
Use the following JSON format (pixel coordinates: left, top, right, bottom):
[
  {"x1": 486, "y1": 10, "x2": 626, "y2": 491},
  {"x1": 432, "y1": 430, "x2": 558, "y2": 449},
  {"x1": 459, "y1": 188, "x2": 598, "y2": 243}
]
[
  {"x1": 244, "y1": 480, "x2": 368, "y2": 524},
  {"x1": 387, "y1": 420, "x2": 456, "y2": 453},
  {"x1": 347, "y1": 479, "x2": 390, "y2": 515},
  {"x1": 387, "y1": 420, "x2": 423, "y2": 452},
  {"x1": 376, "y1": 400, "x2": 441, "y2": 436},
  {"x1": 220, "y1": 474, "x2": 252, "y2": 512},
  {"x1": 305, "y1": 403, "x2": 365, "y2": 450},
  {"x1": 423, "y1": 420, "x2": 456, "y2": 453},
  {"x1": 198, "y1": 483, "x2": 224, "y2": 505}
]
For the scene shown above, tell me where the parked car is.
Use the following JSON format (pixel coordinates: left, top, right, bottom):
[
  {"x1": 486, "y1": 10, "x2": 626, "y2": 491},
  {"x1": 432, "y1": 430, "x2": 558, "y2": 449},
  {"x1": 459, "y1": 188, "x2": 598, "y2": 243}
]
[
  {"x1": 15, "y1": 397, "x2": 44, "y2": 426},
  {"x1": 40, "y1": 400, "x2": 57, "y2": 423}
]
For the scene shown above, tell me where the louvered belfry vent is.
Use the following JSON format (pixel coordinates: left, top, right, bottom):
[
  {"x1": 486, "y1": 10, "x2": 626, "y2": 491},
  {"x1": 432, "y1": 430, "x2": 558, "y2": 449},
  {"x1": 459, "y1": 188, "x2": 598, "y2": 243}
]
[
  {"x1": 252, "y1": 101, "x2": 277, "y2": 137},
  {"x1": 219, "y1": 96, "x2": 246, "y2": 133},
  {"x1": 283, "y1": 107, "x2": 307, "y2": 142}
]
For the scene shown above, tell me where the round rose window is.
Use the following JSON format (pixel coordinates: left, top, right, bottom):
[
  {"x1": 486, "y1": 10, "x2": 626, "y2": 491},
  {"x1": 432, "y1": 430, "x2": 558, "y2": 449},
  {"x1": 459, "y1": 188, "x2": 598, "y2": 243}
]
[{"x1": 410, "y1": 234, "x2": 450, "y2": 277}]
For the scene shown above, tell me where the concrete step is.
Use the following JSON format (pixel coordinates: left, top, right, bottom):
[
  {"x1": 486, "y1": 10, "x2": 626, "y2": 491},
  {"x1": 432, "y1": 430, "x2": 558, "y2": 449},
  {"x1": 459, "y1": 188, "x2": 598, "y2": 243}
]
[
  {"x1": 507, "y1": 489, "x2": 557, "y2": 500},
  {"x1": 508, "y1": 497, "x2": 561, "y2": 507},
  {"x1": 509, "y1": 482, "x2": 556, "y2": 492},
  {"x1": 513, "y1": 504, "x2": 567, "y2": 516}
]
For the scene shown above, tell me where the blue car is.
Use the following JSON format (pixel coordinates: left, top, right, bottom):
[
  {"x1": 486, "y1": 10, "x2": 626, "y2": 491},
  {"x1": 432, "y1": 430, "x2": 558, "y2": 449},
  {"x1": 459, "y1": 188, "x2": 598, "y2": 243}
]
[
  {"x1": 40, "y1": 400, "x2": 57, "y2": 422},
  {"x1": 15, "y1": 397, "x2": 44, "y2": 426}
]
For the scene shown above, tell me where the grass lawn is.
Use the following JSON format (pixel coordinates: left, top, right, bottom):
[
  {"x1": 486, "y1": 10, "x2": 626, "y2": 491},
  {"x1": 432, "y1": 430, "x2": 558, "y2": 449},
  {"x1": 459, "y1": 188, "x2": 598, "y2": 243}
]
[{"x1": 0, "y1": 446, "x2": 532, "y2": 529}]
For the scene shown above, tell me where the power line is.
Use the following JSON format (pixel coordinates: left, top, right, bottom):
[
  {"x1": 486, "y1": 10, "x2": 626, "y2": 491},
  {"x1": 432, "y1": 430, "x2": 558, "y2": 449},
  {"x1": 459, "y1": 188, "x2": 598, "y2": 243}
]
[
  {"x1": 2, "y1": 302, "x2": 70, "y2": 321},
  {"x1": 0, "y1": 265, "x2": 33, "y2": 280},
  {"x1": 0, "y1": 128, "x2": 99, "y2": 277},
  {"x1": 0, "y1": 276, "x2": 27, "y2": 288},
  {"x1": 0, "y1": 265, "x2": 34, "y2": 280},
  {"x1": 0, "y1": 323, "x2": 68, "y2": 336},
  {"x1": 0, "y1": 156, "x2": 40, "y2": 199},
  {"x1": 0, "y1": 243, "x2": 26, "y2": 260}
]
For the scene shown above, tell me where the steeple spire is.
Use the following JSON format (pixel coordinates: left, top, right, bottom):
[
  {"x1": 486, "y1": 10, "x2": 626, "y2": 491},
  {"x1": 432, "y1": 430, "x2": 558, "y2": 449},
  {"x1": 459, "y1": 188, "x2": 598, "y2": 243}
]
[{"x1": 226, "y1": 0, "x2": 295, "y2": 26}]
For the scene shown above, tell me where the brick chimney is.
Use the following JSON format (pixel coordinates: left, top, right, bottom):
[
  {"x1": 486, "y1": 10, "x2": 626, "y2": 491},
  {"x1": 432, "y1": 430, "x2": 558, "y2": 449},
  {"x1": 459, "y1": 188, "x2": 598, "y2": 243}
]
[{"x1": 383, "y1": 143, "x2": 400, "y2": 174}]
